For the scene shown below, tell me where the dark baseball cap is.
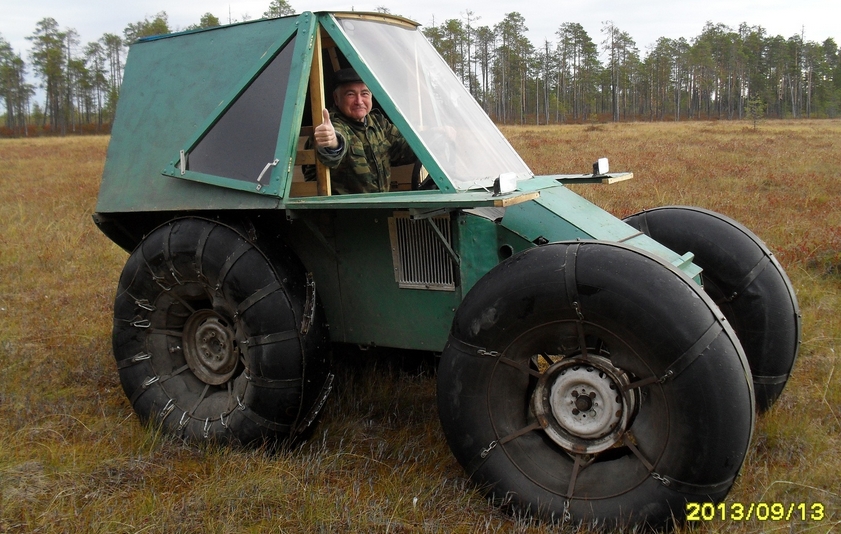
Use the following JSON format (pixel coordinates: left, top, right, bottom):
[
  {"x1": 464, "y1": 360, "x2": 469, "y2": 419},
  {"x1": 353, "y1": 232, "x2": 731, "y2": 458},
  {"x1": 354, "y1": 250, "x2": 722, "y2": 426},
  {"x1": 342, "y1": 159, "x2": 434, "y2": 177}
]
[{"x1": 332, "y1": 68, "x2": 363, "y2": 86}]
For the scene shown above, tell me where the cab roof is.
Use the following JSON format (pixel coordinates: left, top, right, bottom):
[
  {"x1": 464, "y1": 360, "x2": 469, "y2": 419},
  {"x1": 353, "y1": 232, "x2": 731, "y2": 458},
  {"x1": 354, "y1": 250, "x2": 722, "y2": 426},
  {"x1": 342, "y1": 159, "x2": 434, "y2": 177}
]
[{"x1": 97, "y1": 11, "x2": 533, "y2": 214}]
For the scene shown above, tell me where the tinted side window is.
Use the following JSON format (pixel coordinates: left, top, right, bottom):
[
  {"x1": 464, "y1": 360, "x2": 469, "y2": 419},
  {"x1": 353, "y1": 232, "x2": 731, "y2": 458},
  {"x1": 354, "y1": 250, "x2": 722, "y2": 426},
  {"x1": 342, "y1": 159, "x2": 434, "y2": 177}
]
[{"x1": 188, "y1": 36, "x2": 296, "y2": 182}]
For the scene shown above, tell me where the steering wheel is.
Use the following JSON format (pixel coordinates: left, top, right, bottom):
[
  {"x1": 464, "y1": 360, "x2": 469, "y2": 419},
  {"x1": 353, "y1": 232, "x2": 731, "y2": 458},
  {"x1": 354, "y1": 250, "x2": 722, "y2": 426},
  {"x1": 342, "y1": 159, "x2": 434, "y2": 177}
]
[{"x1": 410, "y1": 160, "x2": 437, "y2": 190}]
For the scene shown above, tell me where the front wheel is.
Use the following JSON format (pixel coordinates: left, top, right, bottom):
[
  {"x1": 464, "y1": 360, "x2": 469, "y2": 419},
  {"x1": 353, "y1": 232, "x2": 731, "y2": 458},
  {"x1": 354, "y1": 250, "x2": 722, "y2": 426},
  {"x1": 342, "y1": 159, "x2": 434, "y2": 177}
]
[
  {"x1": 437, "y1": 242, "x2": 754, "y2": 528},
  {"x1": 111, "y1": 218, "x2": 331, "y2": 445}
]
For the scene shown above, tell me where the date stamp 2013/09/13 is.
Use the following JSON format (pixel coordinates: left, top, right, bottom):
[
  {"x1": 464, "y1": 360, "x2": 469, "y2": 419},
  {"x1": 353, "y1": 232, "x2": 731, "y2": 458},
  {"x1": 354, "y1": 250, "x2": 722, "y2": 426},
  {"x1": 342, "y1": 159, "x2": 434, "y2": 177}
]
[{"x1": 686, "y1": 502, "x2": 826, "y2": 522}]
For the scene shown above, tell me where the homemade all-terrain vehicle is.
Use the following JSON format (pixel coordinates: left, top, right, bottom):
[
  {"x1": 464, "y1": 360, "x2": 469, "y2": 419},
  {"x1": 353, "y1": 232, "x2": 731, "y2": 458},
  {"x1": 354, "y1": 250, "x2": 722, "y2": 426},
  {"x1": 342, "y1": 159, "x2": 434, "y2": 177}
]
[{"x1": 94, "y1": 11, "x2": 800, "y2": 528}]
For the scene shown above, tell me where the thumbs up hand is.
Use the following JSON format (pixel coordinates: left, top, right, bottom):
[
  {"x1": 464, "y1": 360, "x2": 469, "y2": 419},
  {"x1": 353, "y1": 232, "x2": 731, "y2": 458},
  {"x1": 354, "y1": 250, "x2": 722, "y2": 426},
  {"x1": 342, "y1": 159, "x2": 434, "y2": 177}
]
[{"x1": 314, "y1": 108, "x2": 339, "y2": 149}]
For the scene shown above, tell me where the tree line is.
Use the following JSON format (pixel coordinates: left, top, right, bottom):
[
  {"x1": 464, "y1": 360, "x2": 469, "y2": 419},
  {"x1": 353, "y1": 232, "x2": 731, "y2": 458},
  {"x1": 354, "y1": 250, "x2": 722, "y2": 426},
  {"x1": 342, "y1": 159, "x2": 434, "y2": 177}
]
[
  {"x1": 423, "y1": 12, "x2": 840, "y2": 124},
  {"x1": 2, "y1": 2, "x2": 839, "y2": 136}
]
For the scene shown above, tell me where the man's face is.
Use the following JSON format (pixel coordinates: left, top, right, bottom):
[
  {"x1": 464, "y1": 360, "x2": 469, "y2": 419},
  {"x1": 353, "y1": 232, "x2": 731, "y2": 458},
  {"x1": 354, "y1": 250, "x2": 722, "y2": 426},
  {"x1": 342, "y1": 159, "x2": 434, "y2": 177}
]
[{"x1": 334, "y1": 82, "x2": 372, "y2": 122}]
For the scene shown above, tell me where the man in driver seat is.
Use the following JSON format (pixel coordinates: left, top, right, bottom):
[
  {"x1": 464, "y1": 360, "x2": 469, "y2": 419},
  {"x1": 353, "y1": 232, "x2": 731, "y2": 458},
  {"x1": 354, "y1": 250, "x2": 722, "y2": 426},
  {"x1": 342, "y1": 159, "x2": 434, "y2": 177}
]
[{"x1": 309, "y1": 68, "x2": 417, "y2": 194}]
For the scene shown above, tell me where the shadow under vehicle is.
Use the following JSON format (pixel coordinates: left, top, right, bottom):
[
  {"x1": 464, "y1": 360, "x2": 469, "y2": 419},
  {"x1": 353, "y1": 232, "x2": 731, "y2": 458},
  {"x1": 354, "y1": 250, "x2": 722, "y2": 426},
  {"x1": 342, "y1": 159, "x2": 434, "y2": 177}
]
[{"x1": 93, "y1": 11, "x2": 800, "y2": 529}]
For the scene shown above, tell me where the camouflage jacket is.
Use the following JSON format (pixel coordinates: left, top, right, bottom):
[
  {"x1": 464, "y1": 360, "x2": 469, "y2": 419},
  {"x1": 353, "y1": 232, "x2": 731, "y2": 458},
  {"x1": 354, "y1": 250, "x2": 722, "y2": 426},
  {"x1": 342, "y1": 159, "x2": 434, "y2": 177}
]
[{"x1": 312, "y1": 108, "x2": 416, "y2": 194}]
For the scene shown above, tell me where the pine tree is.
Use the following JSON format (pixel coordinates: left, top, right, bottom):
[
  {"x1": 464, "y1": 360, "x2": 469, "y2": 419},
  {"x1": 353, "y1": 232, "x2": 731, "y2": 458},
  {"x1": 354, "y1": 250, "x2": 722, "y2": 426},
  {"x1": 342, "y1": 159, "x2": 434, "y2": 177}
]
[
  {"x1": 123, "y1": 12, "x2": 171, "y2": 43},
  {"x1": 263, "y1": 0, "x2": 295, "y2": 19},
  {"x1": 0, "y1": 35, "x2": 34, "y2": 134},
  {"x1": 27, "y1": 18, "x2": 67, "y2": 131}
]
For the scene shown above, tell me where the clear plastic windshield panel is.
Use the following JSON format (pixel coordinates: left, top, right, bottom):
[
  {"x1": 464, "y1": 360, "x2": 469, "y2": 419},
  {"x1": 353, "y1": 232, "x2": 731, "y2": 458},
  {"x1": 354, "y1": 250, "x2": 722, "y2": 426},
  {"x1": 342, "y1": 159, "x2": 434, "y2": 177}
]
[{"x1": 337, "y1": 17, "x2": 533, "y2": 191}]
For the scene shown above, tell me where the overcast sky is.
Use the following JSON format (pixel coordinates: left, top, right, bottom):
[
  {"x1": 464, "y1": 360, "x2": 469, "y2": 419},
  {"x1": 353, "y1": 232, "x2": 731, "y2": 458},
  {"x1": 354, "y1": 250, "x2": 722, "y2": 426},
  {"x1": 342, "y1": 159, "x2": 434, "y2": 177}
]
[{"x1": 3, "y1": 1, "x2": 838, "y2": 62}]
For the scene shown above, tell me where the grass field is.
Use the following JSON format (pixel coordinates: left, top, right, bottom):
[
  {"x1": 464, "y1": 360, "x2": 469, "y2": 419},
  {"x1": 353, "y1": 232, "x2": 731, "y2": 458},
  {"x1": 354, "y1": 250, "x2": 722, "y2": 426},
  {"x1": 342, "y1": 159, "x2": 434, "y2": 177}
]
[{"x1": 1, "y1": 120, "x2": 839, "y2": 533}]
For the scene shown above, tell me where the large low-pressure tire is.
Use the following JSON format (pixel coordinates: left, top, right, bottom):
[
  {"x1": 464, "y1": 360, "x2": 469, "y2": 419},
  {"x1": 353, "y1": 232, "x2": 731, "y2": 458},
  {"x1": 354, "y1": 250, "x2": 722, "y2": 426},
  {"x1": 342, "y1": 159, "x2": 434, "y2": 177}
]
[
  {"x1": 437, "y1": 241, "x2": 754, "y2": 528},
  {"x1": 624, "y1": 206, "x2": 800, "y2": 411},
  {"x1": 112, "y1": 218, "x2": 332, "y2": 445}
]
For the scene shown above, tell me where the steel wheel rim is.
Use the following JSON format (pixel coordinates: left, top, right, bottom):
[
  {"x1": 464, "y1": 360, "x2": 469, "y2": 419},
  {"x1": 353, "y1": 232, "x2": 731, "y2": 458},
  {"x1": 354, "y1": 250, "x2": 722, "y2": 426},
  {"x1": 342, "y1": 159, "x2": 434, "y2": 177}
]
[
  {"x1": 532, "y1": 354, "x2": 637, "y2": 454},
  {"x1": 182, "y1": 309, "x2": 239, "y2": 386}
]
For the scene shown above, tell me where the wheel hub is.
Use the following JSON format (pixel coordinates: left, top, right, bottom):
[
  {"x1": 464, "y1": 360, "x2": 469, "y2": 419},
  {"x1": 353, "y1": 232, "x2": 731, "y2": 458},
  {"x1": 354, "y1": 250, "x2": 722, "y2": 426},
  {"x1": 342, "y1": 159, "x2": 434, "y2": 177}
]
[
  {"x1": 183, "y1": 309, "x2": 238, "y2": 385},
  {"x1": 532, "y1": 354, "x2": 637, "y2": 454}
]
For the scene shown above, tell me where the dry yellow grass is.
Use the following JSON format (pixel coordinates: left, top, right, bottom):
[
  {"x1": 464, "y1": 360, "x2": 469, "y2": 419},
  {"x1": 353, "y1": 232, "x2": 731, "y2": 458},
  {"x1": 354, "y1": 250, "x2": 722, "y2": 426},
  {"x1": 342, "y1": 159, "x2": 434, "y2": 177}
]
[{"x1": 1, "y1": 121, "x2": 839, "y2": 532}]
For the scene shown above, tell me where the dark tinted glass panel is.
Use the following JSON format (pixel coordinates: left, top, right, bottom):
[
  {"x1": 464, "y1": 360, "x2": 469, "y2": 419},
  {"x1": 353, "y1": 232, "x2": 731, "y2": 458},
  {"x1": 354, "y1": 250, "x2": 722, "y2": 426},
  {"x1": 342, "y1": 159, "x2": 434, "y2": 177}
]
[{"x1": 188, "y1": 36, "x2": 296, "y2": 182}]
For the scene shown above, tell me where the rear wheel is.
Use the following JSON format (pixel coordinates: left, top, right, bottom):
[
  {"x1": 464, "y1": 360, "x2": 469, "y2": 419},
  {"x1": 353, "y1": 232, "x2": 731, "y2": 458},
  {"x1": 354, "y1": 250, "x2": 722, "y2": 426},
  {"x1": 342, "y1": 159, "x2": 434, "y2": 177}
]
[
  {"x1": 438, "y1": 242, "x2": 754, "y2": 528},
  {"x1": 112, "y1": 218, "x2": 332, "y2": 445},
  {"x1": 624, "y1": 206, "x2": 800, "y2": 411}
]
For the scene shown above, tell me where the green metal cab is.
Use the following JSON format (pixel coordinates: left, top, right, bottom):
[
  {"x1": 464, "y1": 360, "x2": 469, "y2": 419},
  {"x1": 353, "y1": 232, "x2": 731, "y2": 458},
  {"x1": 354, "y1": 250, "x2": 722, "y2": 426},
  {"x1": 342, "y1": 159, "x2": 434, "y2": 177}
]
[{"x1": 95, "y1": 12, "x2": 698, "y2": 348}]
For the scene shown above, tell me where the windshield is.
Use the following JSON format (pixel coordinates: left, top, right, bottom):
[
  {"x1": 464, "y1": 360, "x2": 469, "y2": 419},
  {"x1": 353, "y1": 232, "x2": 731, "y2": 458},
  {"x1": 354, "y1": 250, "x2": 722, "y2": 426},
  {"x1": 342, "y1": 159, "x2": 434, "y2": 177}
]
[{"x1": 336, "y1": 16, "x2": 533, "y2": 191}]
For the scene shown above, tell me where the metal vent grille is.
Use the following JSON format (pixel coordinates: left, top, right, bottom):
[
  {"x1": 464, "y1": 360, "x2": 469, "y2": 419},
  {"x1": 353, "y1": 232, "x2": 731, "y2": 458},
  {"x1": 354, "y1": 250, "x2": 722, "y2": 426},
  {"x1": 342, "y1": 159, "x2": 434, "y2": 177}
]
[{"x1": 388, "y1": 212, "x2": 456, "y2": 291}]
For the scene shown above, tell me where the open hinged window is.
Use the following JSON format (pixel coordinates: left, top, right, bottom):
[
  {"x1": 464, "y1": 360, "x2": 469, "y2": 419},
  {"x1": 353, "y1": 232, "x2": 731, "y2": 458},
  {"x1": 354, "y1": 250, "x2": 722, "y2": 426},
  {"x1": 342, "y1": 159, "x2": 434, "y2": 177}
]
[
  {"x1": 326, "y1": 14, "x2": 532, "y2": 191},
  {"x1": 289, "y1": 13, "x2": 534, "y2": 199},
  {"x1": 286, "y1": 14, "x2": 431, "y2": 198}
]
